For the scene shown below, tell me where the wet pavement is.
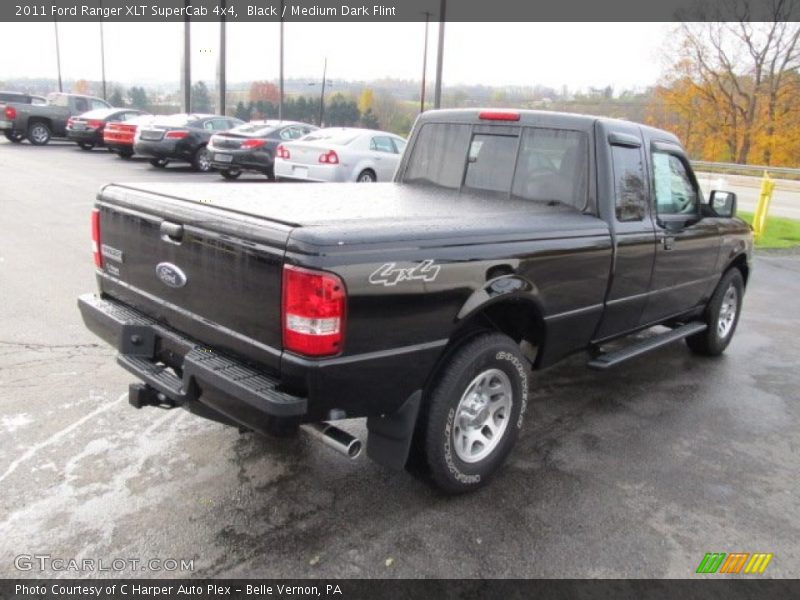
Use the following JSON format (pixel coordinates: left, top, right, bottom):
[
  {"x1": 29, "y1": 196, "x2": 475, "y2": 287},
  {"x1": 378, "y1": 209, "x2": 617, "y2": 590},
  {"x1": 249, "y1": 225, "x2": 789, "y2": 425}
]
[{"x1": 0, "y1": 140, "x2": 798, "y2": 578}]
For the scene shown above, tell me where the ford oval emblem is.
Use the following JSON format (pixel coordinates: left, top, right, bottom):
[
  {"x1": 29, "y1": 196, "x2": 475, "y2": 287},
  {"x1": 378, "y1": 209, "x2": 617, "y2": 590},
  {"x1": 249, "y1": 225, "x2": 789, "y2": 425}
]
[{"x1": 155, "y1": 262, "x2": 187, "y2": 288}]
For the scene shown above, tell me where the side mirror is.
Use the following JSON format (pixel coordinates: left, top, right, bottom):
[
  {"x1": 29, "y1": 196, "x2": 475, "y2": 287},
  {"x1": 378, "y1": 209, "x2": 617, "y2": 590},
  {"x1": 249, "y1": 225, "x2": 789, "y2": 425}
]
[{"x1": 708, "y1": 190, "x2": 737, "y2": 218}]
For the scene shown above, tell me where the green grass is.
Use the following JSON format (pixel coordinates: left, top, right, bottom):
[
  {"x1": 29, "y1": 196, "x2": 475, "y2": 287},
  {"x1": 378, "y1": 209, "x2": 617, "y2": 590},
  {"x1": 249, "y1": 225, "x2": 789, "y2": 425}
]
[{"x1": 738, "y1": 211, "x2": 800, "y2": 248}]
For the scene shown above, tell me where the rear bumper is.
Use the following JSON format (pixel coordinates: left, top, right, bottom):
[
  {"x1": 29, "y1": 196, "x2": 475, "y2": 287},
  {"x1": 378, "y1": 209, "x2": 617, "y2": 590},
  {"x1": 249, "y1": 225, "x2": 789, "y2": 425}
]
[
  {"x1": 208, "y1": 147, "x2": 272, "y2": 172},
  {"x1": 274, "y1": 160, "x2": 347, "y2": 182},
  {"x1": 67, "y1": 129, "x2": 103, "y2": 144},
  {"x1": 134, "y1": 139, "x2": 193, "y2": 161},
  {"x1": 78, "y1": 294, "x2": 307, "y2": 431}
]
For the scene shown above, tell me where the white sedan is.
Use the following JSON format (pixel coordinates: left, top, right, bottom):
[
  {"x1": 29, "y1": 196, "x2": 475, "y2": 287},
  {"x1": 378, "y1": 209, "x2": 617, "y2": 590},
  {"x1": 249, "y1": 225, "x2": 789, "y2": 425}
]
[{"x1": 274, "y1": 127, "x2": 407, "y2": 182}]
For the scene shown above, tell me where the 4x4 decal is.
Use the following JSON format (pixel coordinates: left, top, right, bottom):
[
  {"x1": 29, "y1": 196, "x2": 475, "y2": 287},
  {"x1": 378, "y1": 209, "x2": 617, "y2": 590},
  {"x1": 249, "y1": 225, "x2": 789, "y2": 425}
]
[{"x1": 369, "y1": 260, "x2": 441, "y2": 286}]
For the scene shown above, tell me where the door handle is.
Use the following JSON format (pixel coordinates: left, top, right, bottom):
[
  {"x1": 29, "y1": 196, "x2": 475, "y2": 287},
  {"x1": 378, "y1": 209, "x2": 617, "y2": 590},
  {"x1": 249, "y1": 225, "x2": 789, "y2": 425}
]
[
  {"x1": 160, "y1": 221, "x2": 184, "y2": 244},
  {"x1": 662, "y1": 236, "x2": 675, "y2": 251}
]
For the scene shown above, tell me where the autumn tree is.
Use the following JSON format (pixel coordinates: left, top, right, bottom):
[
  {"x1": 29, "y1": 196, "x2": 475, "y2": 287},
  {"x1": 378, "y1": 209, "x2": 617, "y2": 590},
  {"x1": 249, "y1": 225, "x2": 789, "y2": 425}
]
[
  {"x1": 649, "y1": 1, "x2": 800, "y2": 166},
  {"x1": 250, "y1": 81, "x2": 280, "y2": 105},
  {"x1": 357, "y1": 88, "x2": 374, "y2": 114},
  {"x1": 73, "y1": 79, "x2": 90, "y2": 95}
]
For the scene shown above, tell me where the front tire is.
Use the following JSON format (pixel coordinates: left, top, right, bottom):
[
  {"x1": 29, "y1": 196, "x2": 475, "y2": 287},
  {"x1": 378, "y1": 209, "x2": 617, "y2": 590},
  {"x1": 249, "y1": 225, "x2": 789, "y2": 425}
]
[
  {"x1": 27, "y1": 122, "x2": 51, "y2": 146},
  {"x1": 414, "y1": 332, "x2": 529, "y2": 494},
  {"x1": 686, "y1": 269, "x2": 744, "y2": 356},
  {"x1": 78, "y1": 142, "x2": 95, "y2": 151}
]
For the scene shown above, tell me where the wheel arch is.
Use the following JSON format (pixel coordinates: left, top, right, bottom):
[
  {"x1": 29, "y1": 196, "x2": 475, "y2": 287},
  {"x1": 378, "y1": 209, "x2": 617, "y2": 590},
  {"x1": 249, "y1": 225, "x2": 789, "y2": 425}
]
[{"x1": 727, "y1": 252, "x2": 750, "y2": 286}]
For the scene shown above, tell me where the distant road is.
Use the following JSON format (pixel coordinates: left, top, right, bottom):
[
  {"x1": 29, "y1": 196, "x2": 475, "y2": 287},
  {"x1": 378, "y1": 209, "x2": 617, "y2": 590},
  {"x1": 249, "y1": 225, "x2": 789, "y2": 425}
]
[{"x1": 696, "y1": 172, "x2": 800, "y2": 220}]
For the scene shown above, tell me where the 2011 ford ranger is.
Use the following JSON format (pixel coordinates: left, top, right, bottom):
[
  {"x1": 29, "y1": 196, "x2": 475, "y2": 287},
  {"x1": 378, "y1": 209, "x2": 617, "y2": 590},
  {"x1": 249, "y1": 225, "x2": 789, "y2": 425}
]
[{"x1": 78, "y1": 109, "x2": 752, "y2": 493}]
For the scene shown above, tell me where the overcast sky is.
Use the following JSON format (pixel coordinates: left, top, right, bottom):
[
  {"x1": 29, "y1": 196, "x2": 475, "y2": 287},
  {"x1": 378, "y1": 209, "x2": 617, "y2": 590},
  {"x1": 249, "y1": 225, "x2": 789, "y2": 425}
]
[{"x1": 0, "y1": 22, "x2": 672, "y2": 90}]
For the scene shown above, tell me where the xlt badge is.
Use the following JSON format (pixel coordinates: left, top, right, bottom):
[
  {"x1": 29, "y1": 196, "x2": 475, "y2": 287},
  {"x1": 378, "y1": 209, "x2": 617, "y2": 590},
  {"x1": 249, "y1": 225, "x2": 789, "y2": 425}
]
[{"x1": 155, "y1": 262, "x2": 188, "y2": 288}]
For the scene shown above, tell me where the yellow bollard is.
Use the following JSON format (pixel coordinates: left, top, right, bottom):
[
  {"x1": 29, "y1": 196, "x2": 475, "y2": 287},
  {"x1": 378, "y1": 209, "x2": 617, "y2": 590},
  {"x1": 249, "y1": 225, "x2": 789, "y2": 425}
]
[{"x1": 752, "y1": 171, "x2": 775, "y2": 240}]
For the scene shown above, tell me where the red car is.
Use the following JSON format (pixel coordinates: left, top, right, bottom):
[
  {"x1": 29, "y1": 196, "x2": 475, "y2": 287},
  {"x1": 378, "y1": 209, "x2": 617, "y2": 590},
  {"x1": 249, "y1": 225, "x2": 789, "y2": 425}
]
[{"x1": 102, "y1": 113, "x2": 153, "y2": 158}]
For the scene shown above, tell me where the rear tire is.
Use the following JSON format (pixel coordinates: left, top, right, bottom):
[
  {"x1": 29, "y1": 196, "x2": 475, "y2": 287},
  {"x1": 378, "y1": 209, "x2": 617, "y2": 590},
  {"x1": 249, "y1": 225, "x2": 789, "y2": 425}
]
[
  {"x1": 78, "y1": 142, "x2": 95, "y2": 151},
  {"x1": 149, "y1": 158, "x2": 169, "y2": 168},
  {"x1": 265, "y1": 164, "x2": 276, "y2": 181},
  {"x1": 4, "y1": 131, "x2": 24, "y2": 143},
  {"x1": 686, "y1": 269, "x2": 744, "y2": 356},
  {"x1": 27, "y1": 122, "x2": 51, "y2": 146},
  {"x1": 192, "y1": 146, "x2": 211, "y2": 172},
  {"x1": 220, "y1": 169, "x2": 242, "y2": 180},
  {"x1": 357, "y1": 169, "x2": 376, "y2": 183},
  {"x1": 412, "y1": 332, "x2": 529, "y2": 494}
]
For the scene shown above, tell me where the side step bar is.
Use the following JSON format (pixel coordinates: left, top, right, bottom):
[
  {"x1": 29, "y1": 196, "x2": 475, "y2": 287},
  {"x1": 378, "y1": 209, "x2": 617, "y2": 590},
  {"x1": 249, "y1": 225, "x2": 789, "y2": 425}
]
[{"x1": 588, "y1": 322, "x2": 707, "y2": 370}]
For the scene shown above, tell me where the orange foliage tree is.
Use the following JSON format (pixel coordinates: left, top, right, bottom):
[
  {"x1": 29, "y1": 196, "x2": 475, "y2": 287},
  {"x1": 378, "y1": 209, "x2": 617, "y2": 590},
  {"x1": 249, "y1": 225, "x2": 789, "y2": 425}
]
[
  {"x1": 249, "y1": 81, "x2": 280, "y2": 105},
  {"x1": 646, "y1": 10, "x2": 800, "y2": 167}
]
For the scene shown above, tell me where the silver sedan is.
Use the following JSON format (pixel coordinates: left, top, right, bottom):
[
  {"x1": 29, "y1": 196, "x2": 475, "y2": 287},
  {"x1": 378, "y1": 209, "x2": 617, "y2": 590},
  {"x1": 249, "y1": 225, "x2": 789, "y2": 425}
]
[{"x1": 274, "y1": 127, "x2": 407, "y2": 182}]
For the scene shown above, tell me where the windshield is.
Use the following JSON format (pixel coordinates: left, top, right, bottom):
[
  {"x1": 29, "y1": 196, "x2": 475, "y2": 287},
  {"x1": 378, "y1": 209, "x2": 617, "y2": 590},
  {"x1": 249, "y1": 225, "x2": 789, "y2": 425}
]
[
  {"x1": 403, "y1": 122, "x2": 588, "y2": 210},
  {"x1": 77, "y1": 108, "x2": 118, "y2": 120}
]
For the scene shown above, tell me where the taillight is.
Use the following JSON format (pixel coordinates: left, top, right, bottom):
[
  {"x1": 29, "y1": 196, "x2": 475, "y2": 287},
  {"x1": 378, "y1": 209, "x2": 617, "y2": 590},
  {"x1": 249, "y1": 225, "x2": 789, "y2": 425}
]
[
  {"x1": 91, "y1": 208, "x2": 102, "y2": 268},
  {"x1": 4, "y1": 105, "x2": 16, "y2": 120},
  {"x1": 242, "y1": 139, "x2": 266, "y2": 150},
  {"x1": 165, "y1": 130, "x2": 189, "y2": 139},
  {"x1": 479, "y1": 110, "x2": 520, "y2": 121},
  {"x1": 282, "y1": 265, "x2": 346, "y2": 357},
  {"x1": 87, "y1": 119, "x2": 104, "y2": 129},
  {"x1": 276, "y1": 144, "x2": 290, "y2": 159},
  {"x1": 67, "y1": 117, "x2": 75, "y2": 127},
  {"x1": 318, "y1": 150, "x2": 339, "y2": 164}
]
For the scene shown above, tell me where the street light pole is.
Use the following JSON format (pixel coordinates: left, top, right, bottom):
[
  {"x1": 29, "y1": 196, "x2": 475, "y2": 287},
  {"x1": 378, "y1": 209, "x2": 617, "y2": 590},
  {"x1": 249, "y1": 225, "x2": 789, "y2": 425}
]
[
  {"x1": 54, "y1": 22, "x2": 63, "y2": 93},
  {"x1": 420, "y1": 11, "x2": 431, "y2": 113},
  {"x1": 100, "y1": 22, "x2": 107, "y2": 100},
  {"x1": 279, "y1": 0, "x2": 284, "y2": 120},
  {"x1": 217, "y1": 0, "x2": 226, "y2": 115},
  {"x1": 181, "y1": 16, "x2": 191, "y2": 112},
  {"x1": 318, "y1": 57, "x2": 327, "y2": 127},
  {"x1": 433, "y1": 0, "x2": 446, "y2": 109}
]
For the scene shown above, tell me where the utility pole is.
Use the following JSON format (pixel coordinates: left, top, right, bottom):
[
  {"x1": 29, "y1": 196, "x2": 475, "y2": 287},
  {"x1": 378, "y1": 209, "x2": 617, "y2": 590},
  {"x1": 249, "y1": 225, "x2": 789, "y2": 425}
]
[
  {"x1": 181, "y1": 15, "x2": 191, "y2": 112},
  {"x1": 100, "y1": 22, "x2": 107, "y2": 100},
  {"x1": 318, "y1": 57, "x2": 327, "y2": 127},
  {"x1": 217, "y1": 0, "x2": 226, "y2": 115},
  {"x1": 279, "y1": 0, "x2": 284, "y2": 120},
  {"x1": 420, "y1": 11, "x2": 431, "y2": 113},
  {"x1": 54, "y1": 22, "x2": 63, "y2": 92},
  {"x1": 433, "y1": 0, "x2": 446, "y2": 109}
]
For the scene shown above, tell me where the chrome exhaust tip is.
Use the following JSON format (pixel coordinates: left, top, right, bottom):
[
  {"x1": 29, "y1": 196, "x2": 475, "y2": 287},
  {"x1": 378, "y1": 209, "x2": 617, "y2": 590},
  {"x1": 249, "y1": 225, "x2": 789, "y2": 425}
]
[{"x1": 303, "y1": 422, "x2": 362, "y2": 459}]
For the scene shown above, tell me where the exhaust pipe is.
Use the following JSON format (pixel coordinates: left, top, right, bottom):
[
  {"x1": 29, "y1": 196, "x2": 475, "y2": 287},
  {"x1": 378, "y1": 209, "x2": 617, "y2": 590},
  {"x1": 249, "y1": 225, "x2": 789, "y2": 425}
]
[{"x1": 303, "y1": 422, "x2": 362, "y2": 459}]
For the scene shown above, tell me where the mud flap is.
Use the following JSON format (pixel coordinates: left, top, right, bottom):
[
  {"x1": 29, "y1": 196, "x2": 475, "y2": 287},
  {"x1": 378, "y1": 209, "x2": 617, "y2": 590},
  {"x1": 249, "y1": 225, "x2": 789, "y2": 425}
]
[{"x1": 366, "y1": 390, "x2": 422, "y2": 470}]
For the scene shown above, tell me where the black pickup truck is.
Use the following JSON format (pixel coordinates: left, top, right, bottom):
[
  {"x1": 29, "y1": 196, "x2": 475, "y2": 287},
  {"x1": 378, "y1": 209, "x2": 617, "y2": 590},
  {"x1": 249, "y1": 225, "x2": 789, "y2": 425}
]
[{"x1": 79, "y1": 109, "x2": 752, "y2": 493}]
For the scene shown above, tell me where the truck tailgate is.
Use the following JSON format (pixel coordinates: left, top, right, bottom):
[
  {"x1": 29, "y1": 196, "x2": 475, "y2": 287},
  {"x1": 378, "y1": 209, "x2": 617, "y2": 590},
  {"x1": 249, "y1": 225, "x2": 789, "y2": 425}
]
[{"x1": 96, "y1": 183, "x2": 292, "y2": 373}]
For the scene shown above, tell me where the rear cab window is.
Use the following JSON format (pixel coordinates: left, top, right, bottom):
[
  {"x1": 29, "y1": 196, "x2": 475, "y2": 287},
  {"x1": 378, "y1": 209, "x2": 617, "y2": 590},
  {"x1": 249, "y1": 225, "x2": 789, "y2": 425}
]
[{"x1": 403, "y1": 121, "x2": 589, "y2": 210}]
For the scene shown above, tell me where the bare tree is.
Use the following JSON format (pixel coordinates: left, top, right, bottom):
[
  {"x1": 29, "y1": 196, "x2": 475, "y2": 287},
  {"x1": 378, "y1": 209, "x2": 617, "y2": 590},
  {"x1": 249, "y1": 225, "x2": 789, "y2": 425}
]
[{"x1": 678, "y1": 0, "x2": 800, "y2": 163}]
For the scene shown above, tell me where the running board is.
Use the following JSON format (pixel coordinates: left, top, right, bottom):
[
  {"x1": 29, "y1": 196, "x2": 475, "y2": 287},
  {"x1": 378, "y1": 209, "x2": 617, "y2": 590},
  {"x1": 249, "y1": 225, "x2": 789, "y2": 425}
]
[{"x1": 588, "y1": 322, "x2": 707, "y2": 370}]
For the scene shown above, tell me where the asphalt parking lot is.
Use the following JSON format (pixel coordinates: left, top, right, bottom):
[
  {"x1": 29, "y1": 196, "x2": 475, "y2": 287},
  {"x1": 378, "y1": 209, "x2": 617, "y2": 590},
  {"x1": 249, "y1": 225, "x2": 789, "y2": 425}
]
[{"x1": 0, "y1": 139, "x2": 798, "y2": 579}]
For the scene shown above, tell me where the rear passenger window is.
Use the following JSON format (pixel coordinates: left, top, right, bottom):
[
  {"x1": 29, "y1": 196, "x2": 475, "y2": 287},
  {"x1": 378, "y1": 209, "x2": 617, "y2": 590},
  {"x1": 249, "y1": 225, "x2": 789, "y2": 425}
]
[
  {"x1": 611, "y1": 145, "x2": 646, "y2": 221},
  {"x1": 370, "y1": 136, "x2": 396, "y2": 153}
]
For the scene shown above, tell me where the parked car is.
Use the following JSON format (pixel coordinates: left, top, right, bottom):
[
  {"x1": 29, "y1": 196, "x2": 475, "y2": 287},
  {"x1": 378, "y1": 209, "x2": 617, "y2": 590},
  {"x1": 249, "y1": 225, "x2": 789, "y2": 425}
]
[
  {"x1": 208, "y1": 120, "x2": 318, "y2": 180},
  {"x1": 0, "y1": 91, "x2": 48, "y2": 142},
  {"x1": 274, "y1": 127, "x2": 406, "y2": 182},
  {"x1": 134, "y1": 114, "x2": 244, "y2": 172},
  {"x1": 0, "y1": 92, "x2": 110, "y2": 145},
  {"x1": 104, "y1": 114, "x2": 155, "y2": 158},
  {"x1": 79, "y1": 108, "x2": 751, "y2": 493},
  {"x1": 66, "y1": 107, "x2": 149, "y2": 151}
]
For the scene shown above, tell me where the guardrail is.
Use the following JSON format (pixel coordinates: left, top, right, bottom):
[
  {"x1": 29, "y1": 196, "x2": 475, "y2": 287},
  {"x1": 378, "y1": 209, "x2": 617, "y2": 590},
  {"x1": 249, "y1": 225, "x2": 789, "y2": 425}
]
[{"x1": 692, "y1": 160, "x2": 800, "y2": 179}]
